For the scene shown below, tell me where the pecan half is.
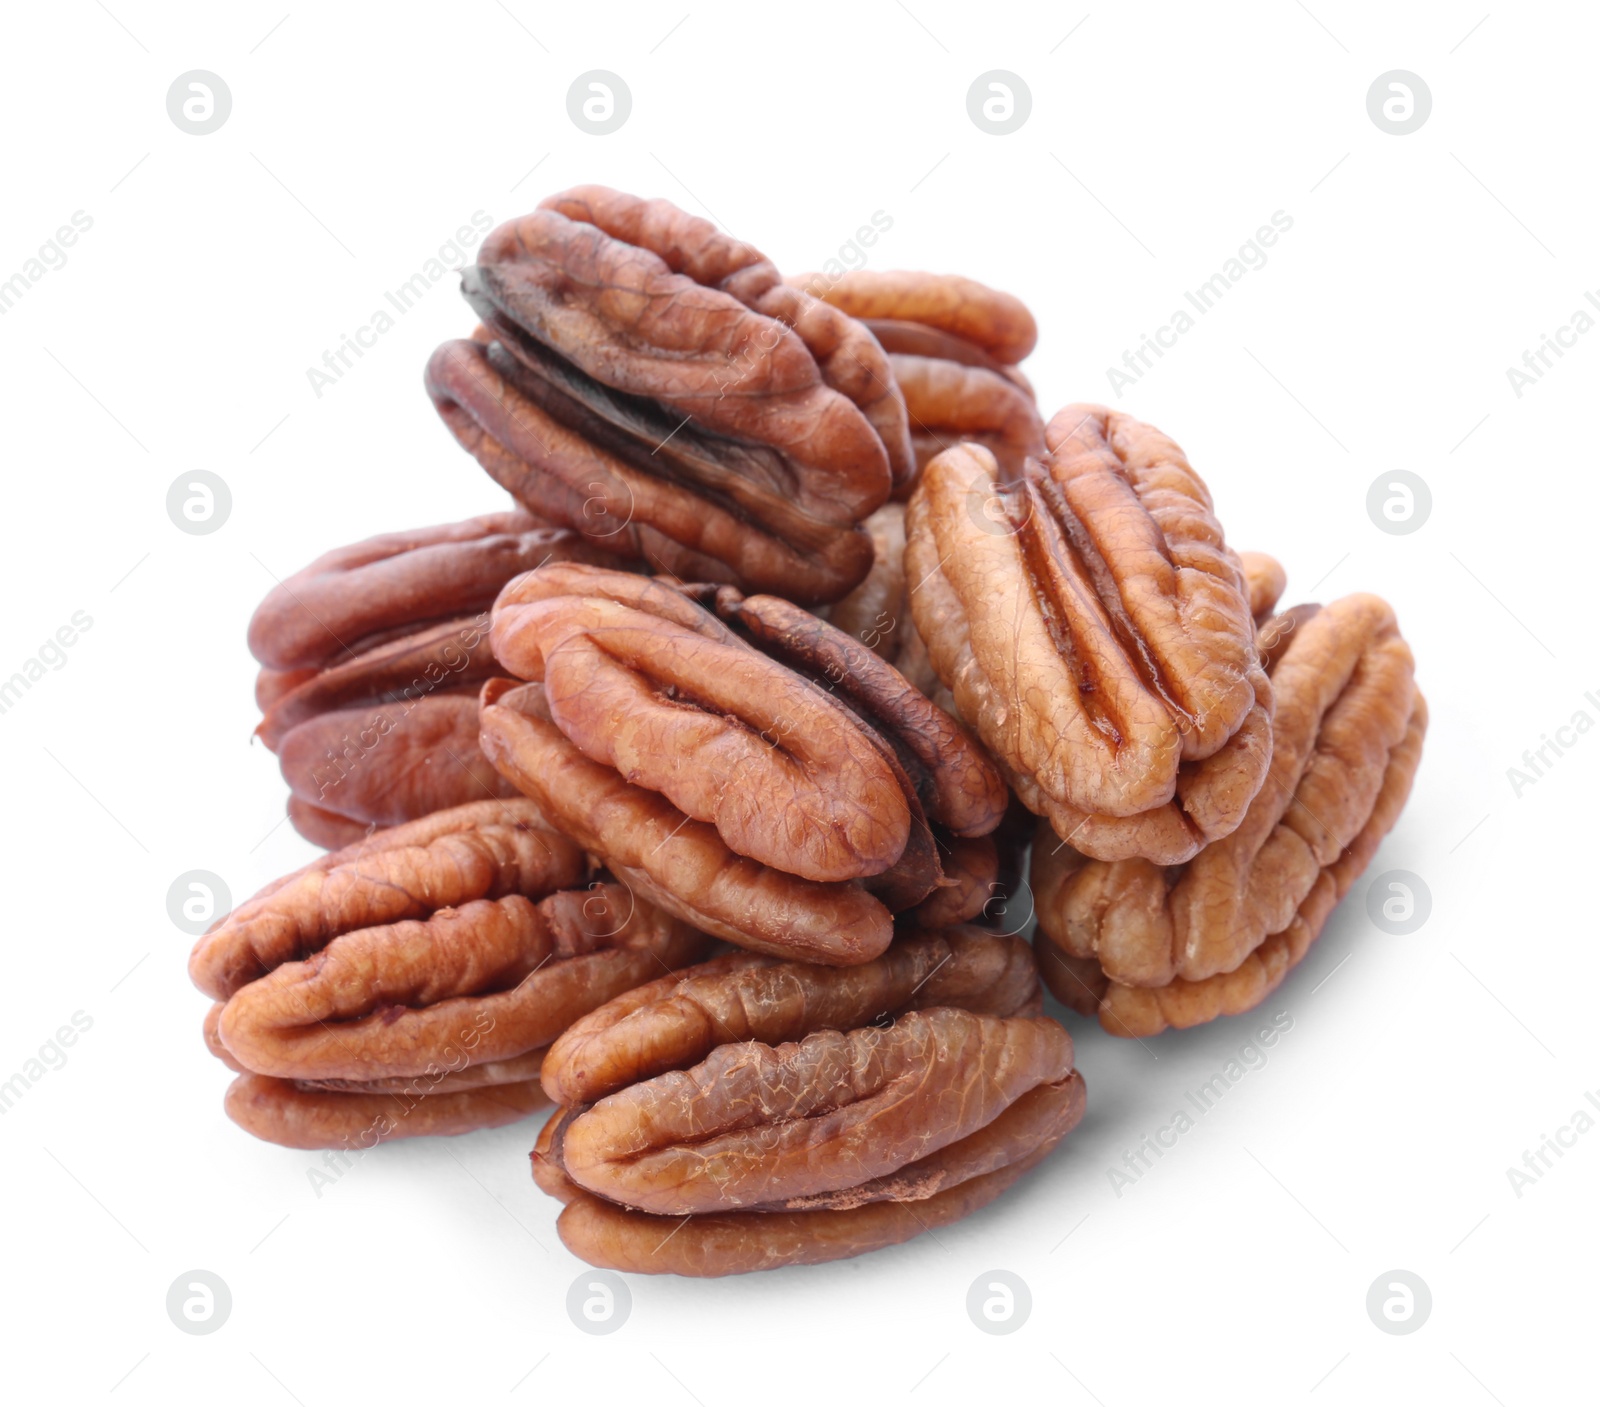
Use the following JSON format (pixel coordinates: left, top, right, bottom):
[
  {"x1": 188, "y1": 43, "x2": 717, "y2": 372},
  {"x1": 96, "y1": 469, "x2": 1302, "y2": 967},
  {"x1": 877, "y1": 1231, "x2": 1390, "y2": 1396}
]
[
  {"x1": 425, "y1": 187, "x2": 913, "y2": 604},
  {"x1": 792, "y1": 270, "x2": 1044, "y2": 482},
  {"x1": 1034, "y1": 593, "x2": 1426, "y2": 1035},
  {"x1": 478, "y1": 564, "x2": 1007, "y2": 964},
  {"x1": 189, "y1": 799, "x2": 713, "y2": 1145},
  {"x1": 249, "y1": 512, "x2": 616, "y2": 845},
  {"x1": 906, "y1": 407, "x2": 1272, "y2": 863},
  {"x1": 530, "y1": 932, "x2": 1083, "y2": 1274}
]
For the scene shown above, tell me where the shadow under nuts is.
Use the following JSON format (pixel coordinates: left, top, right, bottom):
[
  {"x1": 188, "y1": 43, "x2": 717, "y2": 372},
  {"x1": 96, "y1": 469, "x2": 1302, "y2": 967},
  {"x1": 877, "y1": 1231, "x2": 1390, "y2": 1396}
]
[{"x1": 531, "y1": 929, "x2": 1085, "y2": 1275}]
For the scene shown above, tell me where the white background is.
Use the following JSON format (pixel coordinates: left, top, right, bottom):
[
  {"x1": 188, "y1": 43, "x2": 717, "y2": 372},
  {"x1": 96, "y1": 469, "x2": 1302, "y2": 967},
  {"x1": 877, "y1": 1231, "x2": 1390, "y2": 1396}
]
[{"x1": 1, "y1": 2, "x2": 1594, "y2": 1403}]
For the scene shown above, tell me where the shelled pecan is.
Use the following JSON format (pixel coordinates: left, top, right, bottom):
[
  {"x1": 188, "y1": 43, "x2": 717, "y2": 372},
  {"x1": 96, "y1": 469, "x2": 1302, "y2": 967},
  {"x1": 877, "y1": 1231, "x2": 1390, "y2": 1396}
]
[
  {"x1": 906, "y1": 406, "x2": 1272, "y2": 864},
  {"x1": 478, "y1": 563, "x2": 1008, "y2": 965},
  {"x1": 793, "y1": 269, "x2": 1044, "y2": 481},
  {"x1": 249, "y1": 511, "x2": 616, "y2": 847},
  {"x1": 1034, "y1": 593, "x2": 1426, "y2": 1035},
  {"x1": 190, "y1": 799, "x2": 713, "y2": 1147},
  {"x1": 425, "y1": 186, "x2": 914, "y2": 604},
  {"x1": 530, "y1": 929, "x2": 1084, "y2": 1275}
]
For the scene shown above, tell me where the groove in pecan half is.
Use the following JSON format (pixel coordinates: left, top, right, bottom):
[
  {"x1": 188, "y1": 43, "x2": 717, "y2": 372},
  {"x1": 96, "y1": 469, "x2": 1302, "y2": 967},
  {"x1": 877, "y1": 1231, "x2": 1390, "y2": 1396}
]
[
  {"x1": 541, "y1": 928, "x2": 1042, "y2": 1107},
  {"x1": 906, "y1": 409, "x2": 1272, "y2": 863},
  {"x1": 188, "y1": 799, "x2": 586, "y2": 1001},
  {"x1": 426, "y1": 188, "x2": 912, "y2": 604},
  {"x1": 1035, "y1": 594, "x2": 1427, "y2": 1034}
]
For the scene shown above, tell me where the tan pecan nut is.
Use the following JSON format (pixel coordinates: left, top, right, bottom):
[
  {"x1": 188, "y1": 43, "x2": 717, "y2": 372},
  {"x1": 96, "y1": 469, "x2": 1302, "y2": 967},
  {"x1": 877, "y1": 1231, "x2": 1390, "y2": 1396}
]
[
  {"x1": 1034, "y1": 593, "x2": 1426, "y2": 1035},
  {"x1": 249, "y1": 512, "x2": 618, "y2": 847},
  {"x1": 906, "y1": 405, "x2": 1272, "y2": 864},
  {"x1": 189, "y1": 798, "x2": 713, "y2": 1147},
  {"x1": 530, "y1": 928, "x2": 1083, "y2": 1275},
  {"x1": 425, "y1": 186, "x2": 914, "y2": 604},
  {"x1": 792, "y1": 269, "x2": 1044, "y2": 482},
  {"x1": 478, "y1": 564, "x2": 1008, "y2": 966}
]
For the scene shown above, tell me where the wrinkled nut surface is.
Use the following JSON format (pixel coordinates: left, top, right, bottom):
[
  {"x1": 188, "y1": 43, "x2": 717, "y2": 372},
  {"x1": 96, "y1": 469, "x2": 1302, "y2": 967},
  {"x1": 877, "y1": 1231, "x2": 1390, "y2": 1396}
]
[
  {"x1": 425, "y1": 186, "x2": 914, "y2": 605},
  {"x1": 793, "y1": 270, "x2": 1044, "y2": 481},
  {"x1": 479, "y1": 563, "x2": 1006, "y2": 964},
  {"x1": 190, "y1": 798, "x2": 712, "y2": 1146},
  {"x1": 906, "y1": 406, "x2": 1272, "y2": 864},
  {"x1": 820, "y1": 502, "x2": 939, "y2": 695},
  {"x1": 1035, "y1": 593, "x2": 1427, "y2": 1035},
  {"x1": 530, "y1": 931, "x2": 1084, "y2": 1274},
  {"x1": 249, "y1": 512, "x2": 616, "y2": 845}
]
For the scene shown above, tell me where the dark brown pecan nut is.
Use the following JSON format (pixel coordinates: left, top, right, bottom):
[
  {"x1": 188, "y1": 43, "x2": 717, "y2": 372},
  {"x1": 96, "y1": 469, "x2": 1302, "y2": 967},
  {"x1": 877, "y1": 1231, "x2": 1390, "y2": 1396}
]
[
  {"x1": 529, "y1": 930, "x2": 1083, "y2": 1274},
  {"x1": 189, "y1": 798, "x2": 714, "y2": 1146},
  {"x1": 478, "y1": 564, "x2": 1008, "y2": 965},
  {"x1": 249, "y1": 512, "x2": 617, "y2": 845},
  {"x1": 791, "y1": 270, "x2": 1044, "y2": 481},
  {"x1": 1034, "y1": 593, "x2": 1427, "y2": 1035},
  {"x1": 906, "y1": 406, "x2": 1273, "y2": 865},
  {"x1": 425, "y1": 186, "x2": 914, "y2": 605}
]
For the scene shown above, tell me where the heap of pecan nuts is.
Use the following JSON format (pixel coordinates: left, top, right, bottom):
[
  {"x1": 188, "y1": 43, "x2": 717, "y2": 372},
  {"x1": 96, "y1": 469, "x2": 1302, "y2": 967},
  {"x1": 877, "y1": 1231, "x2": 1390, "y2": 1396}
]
[{"x1": 200, "y1": 185, "x2": 1424, "y2": 1278}]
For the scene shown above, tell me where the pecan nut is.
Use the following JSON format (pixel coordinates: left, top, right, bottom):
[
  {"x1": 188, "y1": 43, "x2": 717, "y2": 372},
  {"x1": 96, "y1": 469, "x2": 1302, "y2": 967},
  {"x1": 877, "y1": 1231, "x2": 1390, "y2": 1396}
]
[
  {"x1": 189, "y1": 798, "x2": 713, "y2": 1146},
  {"x1": 793, "y1": 269, "x2": 1044, "y2": 480},
  {"x1": 906, "y1": 406, "x2": 1272, "y2": 864},
  {"x1": 249, "y1": 512, "x2": 615, "y2": 847},
  {"x1": 531, "y1": 929, "x2": 1084, "y2": 1274},
  {"x1": 819, "y1": 502, "x2": 939, "y2": 696},
  {"x1": 478, "y1": 564, "x2": 1008, "y2": 965},
  {"x1": 425, "y1": 186, "x2": 914, "y2": 604},
  {"x1": 1034, "y1": 593, "x2": 1426, "y2": 1035}
]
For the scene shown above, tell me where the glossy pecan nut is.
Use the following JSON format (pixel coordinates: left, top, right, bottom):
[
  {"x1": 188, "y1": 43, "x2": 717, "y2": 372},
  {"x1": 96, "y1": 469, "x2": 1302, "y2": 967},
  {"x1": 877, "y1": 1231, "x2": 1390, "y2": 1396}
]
[
  {"x1": 425, "y1": 186, "x2": 914, "y2": 605},
  {"x1": 791, "y1": 269, "x2": 1044, "y2": 481},
  {"x1": 189, "y1": 798, "x2": 713, "y2": 1147},
  {"x1": 529, "y1": 930, "x2": 1084, "y2": 1275},
  {"x1": 1034, "y1": 593, "x2": 1426, "y2": 1036},
  {"x1": 249, "y1": 512, "x2": 616, "y2": 847},
  {"x1": 906, "y1": 406, "x2": 1273, "y2": 864},
  {"x1": 478, "y1": 563, "x2": 1008, "y2": 965}
]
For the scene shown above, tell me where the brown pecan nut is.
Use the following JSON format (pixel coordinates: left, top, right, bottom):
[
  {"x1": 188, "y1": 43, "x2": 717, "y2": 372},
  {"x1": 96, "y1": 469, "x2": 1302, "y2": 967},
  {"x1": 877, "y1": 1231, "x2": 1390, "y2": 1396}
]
[
  {"x1": 792, "y1": 270, "x2": 1044, "y2": 481},
  {"x1": 1034, "y1": 593, "x2": 1426, "y2": 1035},
  {"x1": 819, "y1": 502, "x2": 939, "y2": 696},
  {"x1": 478, "y1": 564, "x2": 1008, "y2": 965},
  {"x1": 906, "y1": 406, "x2": 1272, "y2": 864},
  {"x1": 425, "y1": 186, "x2": 914, "y2": 605},
  {"x1": 249, "y1": 512, "x2": 616, "y2": 846},
  {"x1": 189, "y1": 798, "x2": 713, "y2": 1146},
  {"x1": 530, "y1": 930, "x2": 1084, "y2": 1274}
]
